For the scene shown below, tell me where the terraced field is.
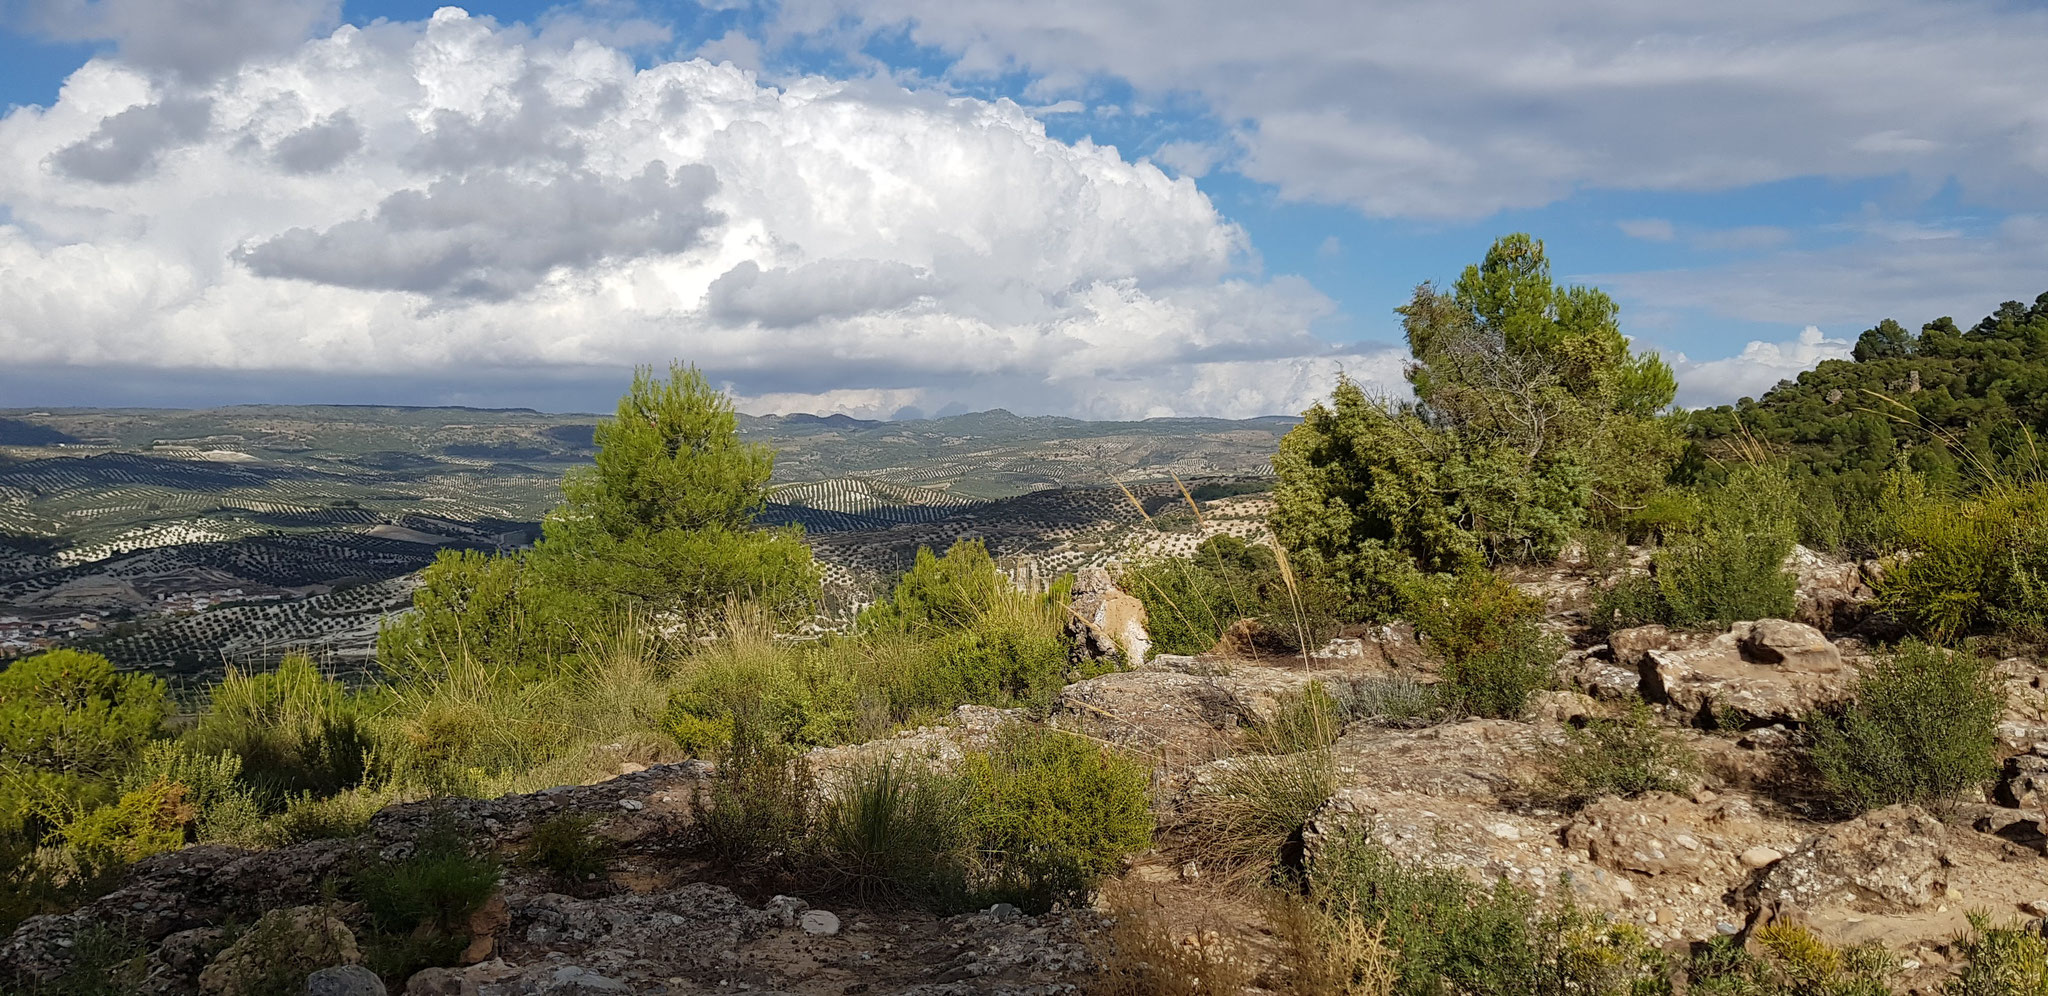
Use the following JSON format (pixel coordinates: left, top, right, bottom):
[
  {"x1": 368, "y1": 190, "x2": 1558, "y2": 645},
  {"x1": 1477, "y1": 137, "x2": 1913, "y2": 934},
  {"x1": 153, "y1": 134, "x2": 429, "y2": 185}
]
[{"x1": 0, "y1": 405, "x2": 1290, "y2": 681}]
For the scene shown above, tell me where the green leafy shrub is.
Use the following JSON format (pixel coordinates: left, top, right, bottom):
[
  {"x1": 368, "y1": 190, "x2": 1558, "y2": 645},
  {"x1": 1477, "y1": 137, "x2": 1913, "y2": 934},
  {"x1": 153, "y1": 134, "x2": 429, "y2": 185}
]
[
  {"x1": 1653, "y1": 466, "x2": 1801, "y2": 627},
  {"x1": 182, "y1": 655, "x2": 374, "y2": 800},
  {"x1": 859, "y1": 539, "x2": 1011, "y2": 634},
  {"x1": 1401, "y1": 570, "x2": 1557, "y2": 718},
  {"x1": 1687, "y1": 921, "x2": 1893, "y2": 996},
  {"x1": 376, "y1": 548, "x2": 581, "y2": 684},
  {"x1": 266, "y1": 785, "x2": 394, "y2": 845},
  {"x1": 958, "y1": 727, "x2": 1153, "y2": 912},
  {"x1": 521, "y1": 814, "x2": 611, "y2": 885},
  {"x1": 1807, "y1": 641, "x2": 2003, "y2": 813},
  {"x1": 0, "y1": 649, "x2": 165, "y2": 777},
  {"x1": 1554, "y1": 702, "x2": 1699, "y2": 807},
  {"x1": 1874, "y1": 479, "x2": 2048, "y2": 643},
  {"x1": 37, "y1": 777, "x2": 192, "y2": 874},
  {"x1": 121, "y1": 742, "x2": 268, "y2": 845},
  {"x1": 1945, "y1": 913, "x2": 2048, "y2": 996},
  {"x1": 1307, "y1": 834, "x2": 1668, "y2": 996}
]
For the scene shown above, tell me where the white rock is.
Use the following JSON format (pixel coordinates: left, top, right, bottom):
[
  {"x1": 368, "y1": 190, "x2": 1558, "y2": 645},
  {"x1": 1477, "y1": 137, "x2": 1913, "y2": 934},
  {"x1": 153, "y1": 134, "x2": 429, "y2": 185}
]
[
  {"x1": 800, "y1": 910, "x2": 841, "y2": 936},
  {"x1": 1740, "y1": 846, "x2": 1784, "y2": 869}
]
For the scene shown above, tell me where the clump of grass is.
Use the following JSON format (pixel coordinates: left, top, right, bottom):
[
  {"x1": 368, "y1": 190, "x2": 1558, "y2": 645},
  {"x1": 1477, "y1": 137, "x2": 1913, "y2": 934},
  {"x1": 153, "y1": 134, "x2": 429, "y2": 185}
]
[
  {"x1": 183, "y1": 654, "x2": 375, "y2": 800},
  {"x1": 1244, "y1": 682, "x2": 1346, "y2": 755},
  {"x1": 350, "y1": 821, "x2": 499, "y2": 981},
  {"x1": 816, "y1": 756, "x2": 970, "y2": 905},
  {"x1": 1088, "y1": 884, "x2": 1255, "y2": 996},
  {"x1": 1344, "y1": 676, "x2": 1442, "y2": 728},
  {"x1": 521, "y1": 814, "x2": 612, "y2": 886},
  {"x1": 1177, "y1": 748, "x2": 1336, "y2": 877},
  {"x1": 1553, "y1": 701, "x2": 1699, "y2": 807}
]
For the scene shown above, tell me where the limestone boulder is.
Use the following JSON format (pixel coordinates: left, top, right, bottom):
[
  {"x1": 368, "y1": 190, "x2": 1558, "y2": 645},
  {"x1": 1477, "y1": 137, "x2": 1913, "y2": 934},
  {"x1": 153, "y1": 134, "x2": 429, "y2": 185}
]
[
  {"x1": 1066, "y1": 566, "x2": 1150, "y2": 666},
  {"x1": 1785, "y1": 545, "x2": 1875, "y2": 633},
  {"x1": 1754, "y1": 806, "x2": 1952, "y2": 915},
  {"x1": 1639, "y1": 622, "x2": 1855, "y2": 727}
]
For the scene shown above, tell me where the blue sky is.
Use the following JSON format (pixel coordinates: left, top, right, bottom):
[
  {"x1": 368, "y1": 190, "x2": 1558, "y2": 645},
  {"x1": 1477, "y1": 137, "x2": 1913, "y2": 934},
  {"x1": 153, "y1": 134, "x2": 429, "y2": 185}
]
[{"x1": 1, "y1": 0, "x2": 2044, "y2": 416}]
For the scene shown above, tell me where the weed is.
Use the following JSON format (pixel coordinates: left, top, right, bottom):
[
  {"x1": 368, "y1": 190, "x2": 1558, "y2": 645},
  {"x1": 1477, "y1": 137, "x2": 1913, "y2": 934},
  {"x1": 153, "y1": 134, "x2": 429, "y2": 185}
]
[
  {"x1": 816, "y1": 756, "x2": 970, "y2": 904},
  {"x1": 521, "y1": 814, "x2": 612, "y2": 885},
  {"x1": 1553, "y1": 702, "x2": 1699, "y2": 807}
]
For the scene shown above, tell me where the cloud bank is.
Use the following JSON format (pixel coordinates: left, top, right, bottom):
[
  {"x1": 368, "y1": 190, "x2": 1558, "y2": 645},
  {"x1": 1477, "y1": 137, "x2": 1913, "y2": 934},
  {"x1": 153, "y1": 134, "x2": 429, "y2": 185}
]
[{"x1": 0, "y1": 8, "x2": 1392, "y2": 418}]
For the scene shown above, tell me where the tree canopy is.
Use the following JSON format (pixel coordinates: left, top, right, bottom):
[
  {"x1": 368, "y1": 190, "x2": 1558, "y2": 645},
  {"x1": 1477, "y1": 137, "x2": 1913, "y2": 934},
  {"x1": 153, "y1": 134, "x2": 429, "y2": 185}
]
[{"x1": 1273, "y1": 234, "x2": 1682, "y2": 598}]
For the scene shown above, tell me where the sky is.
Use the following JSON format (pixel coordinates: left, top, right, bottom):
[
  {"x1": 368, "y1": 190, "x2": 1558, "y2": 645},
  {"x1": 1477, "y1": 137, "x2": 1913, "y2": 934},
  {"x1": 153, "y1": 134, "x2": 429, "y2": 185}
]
[{"x1": 0, "y1": 0, "x2": 2044, "y2": 418}]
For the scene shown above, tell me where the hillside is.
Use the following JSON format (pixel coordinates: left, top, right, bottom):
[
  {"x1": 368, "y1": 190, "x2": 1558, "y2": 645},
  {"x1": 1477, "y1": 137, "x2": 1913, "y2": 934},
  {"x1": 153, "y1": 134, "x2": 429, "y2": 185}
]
[{"x1": 0, "y1": 405, "x2": 1288, "y2": 677}]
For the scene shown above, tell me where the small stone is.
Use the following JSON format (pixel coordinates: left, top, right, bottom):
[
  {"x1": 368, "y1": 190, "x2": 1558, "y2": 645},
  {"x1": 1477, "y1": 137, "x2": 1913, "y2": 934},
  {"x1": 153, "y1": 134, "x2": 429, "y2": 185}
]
[
  {"x1": 308, "y1": 965, "x2": 386, "y2": 996},
  {"x1": 2021, "y1": 899, "x2": 2048, "y2": 918},
  {"x1": 1489, "y1": 823, "x2": 1522, "y2": 841},
  {"x1": 765, "y1": 895, "x2": 809, "y2": 927},
  {"x1": 1740, "y1": 846, "x2": 1783, "y2": 869},
  {"x1": 616, "y1": 799, "x2": 644, "y2": 811},
  {"x1": 1178, "y1": 860, "x2": 1202, "y2": 882},
  {"x1": 801, "y1": 910, "x2": 842, "y2": 936},
  {"x1": 985, "y1": 903, "x2": 1020, "y2": 920}
]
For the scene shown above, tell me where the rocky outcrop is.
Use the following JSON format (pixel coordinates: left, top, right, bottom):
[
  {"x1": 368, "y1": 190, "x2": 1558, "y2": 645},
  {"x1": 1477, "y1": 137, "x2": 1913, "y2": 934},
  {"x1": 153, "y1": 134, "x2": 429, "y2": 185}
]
[
  {"x1": 1997, "y1": 743, "x2": 2048, "y2": 809},
  {"x1": 1637, "y1": 621, "x2": 1856, "y2": 727},
  {"x1": 1052, "y1": 654, "x2": 1382, "y2": 758},
  {"x1": 1754, "y1": 806, "x2": 1951, "y2": 914},
  {"x1": 1785, "y1": 545, "x2": 1876, "y2": 633},
  {"x1": 1066, "y1": 567, "x2": 1150, "y2": 666},
  {"x1": 197, "y1": 906, "x2": 358, "y2": 996}
]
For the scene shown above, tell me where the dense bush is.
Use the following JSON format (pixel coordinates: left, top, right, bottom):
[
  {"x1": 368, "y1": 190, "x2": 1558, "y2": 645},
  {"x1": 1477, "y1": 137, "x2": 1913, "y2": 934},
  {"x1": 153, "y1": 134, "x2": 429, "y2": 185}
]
[
  {"x1": 1599, "y1": 465, "x2": 1800, "y2": 631},
  {"x1": 1807, "y1": 641, "x2": 2003, "y2": 813},
  {"x1": 958, "y1": 727, "x2": 1153, "y2": 912},
  {"x1": 1873, "y1": 479, "x2": 2048, "y2": 642},
  {"x1": 1272, "y1": 235, "x2": 1682, "y2": 605},
  {"x1": 1401, "y1": 569, "x2": 1558, "y2": 717},
  {"x1": 1945, "y1": 913, "x2": 2048, "y2": 996},
  {"x1": 182, "y1": 655, "x2": 375, "y2": 800},
  {"x1": 375, "y1": 549, "x2": 581, "y2": 683},
  {"x1": 1686, "y1": 921, "x2": 1893, "y2": 996},
  {"x1": 0, "y1": 649, "x2": 166, "y2": 777},
  {"x1": 1554, "y1": 702, "x2": 1700, "y2": 807},
  {"x1": 664, "y1": 545, "x2": 1079, "y2": 757}
]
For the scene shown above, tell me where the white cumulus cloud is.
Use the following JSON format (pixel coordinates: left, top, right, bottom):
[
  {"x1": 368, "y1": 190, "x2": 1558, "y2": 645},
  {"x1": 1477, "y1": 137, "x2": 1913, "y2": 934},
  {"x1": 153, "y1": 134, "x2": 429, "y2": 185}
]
[
  {"x1": 0, "y1": 7, "x2": 1380, "y2": 418},
  {"x1": 1670, "y1": 326, "x2": 1852, "y2": 407}
]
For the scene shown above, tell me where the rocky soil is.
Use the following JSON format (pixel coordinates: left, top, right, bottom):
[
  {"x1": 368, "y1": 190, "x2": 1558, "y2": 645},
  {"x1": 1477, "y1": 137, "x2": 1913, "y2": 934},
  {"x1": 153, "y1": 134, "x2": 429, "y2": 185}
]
[{"x1": 5, "y1": 546, "x2": 2047, "y2": 994}]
